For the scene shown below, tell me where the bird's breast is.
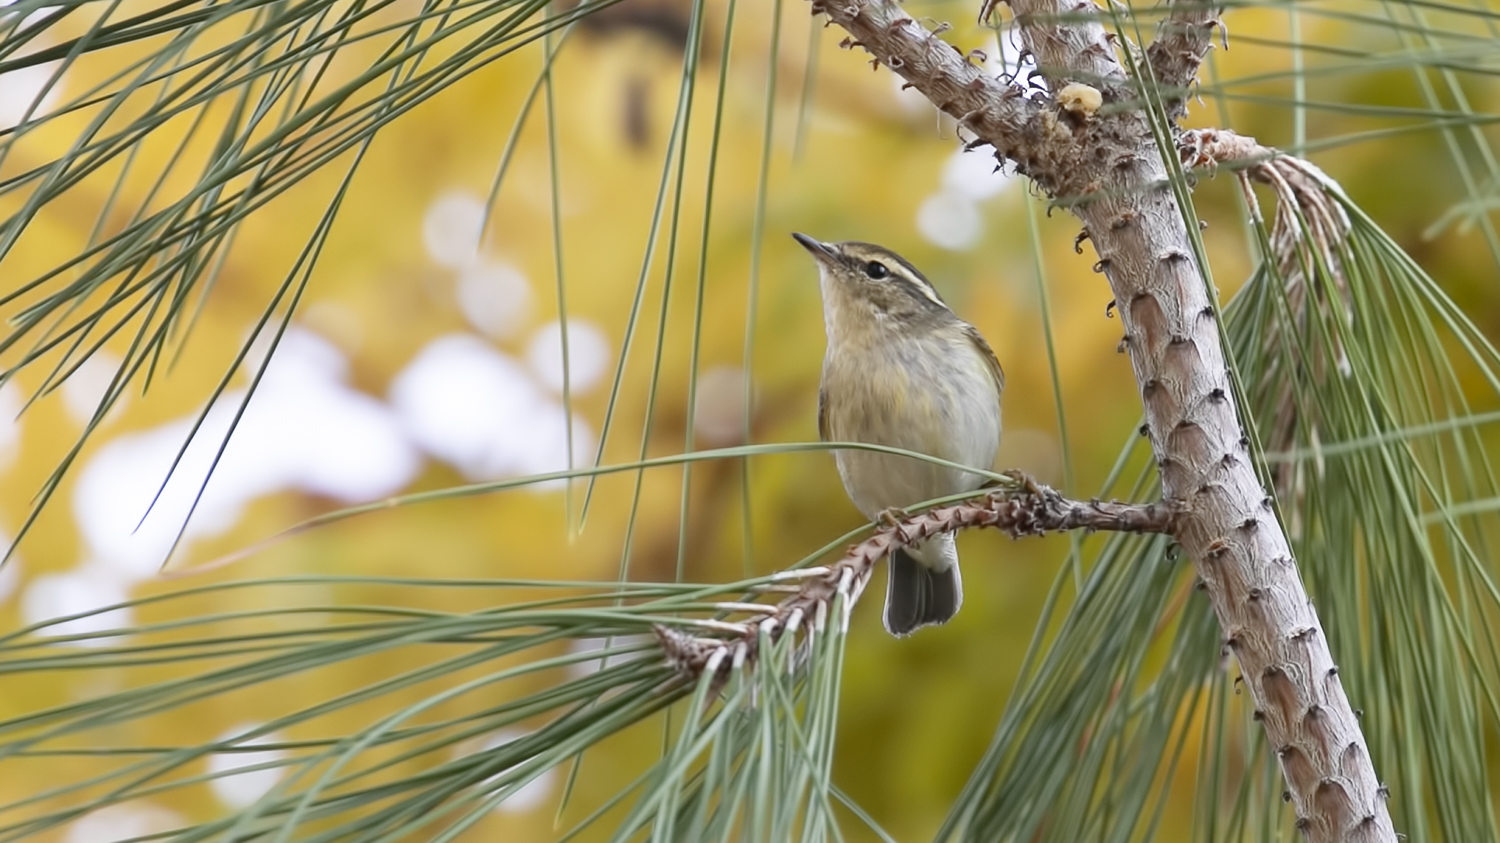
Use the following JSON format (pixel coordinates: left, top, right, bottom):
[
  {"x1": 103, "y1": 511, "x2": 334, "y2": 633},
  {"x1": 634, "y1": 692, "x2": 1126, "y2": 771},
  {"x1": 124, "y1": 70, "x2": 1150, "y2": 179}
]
[{"x1": 821, "y1": 335, "x2": 1001, "y2": 517}]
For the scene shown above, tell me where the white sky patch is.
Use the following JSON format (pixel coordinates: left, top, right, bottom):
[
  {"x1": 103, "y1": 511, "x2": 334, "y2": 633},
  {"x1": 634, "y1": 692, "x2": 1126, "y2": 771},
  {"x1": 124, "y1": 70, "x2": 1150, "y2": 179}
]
[
  {"x1": 61, "y1": 350, "x2": 127, "y2": 426},
  {"x1": 0, "y1": 382, "x2": 20, "y2": 473},
  {"x1": 942, "y1": 147, "x2": 1014, "y2": 201},
  {"x1": 0, "y1": 61, "x2": 63, "y2": 131},
  {"x1": 693, "y1": 366, "x2": 748, "y2": 447},
  {"x1": 566, "y1": 637, "x2": 612, "y2": 680},
  {"x1": 21, "y1": 563, "x2": 132, "y2": 644},
  {"x1": 390, "y1": 334, "x2": 593, "y2": 485},
  {"x1": 238, "y1": 323, "x2": 280, "y2": 382},
  {"x1": 221, "y1": 330, "x2": 419, "y2": 502},
  {"x1": 468, "y1": 728, "x2": 557, "y2": 814},
  {"x1": 423, "y1": 191, "x2": 487, "y2": 269},
  {"x1": 70, "y1": 328, "x2": 419, "y2": 580},
  {"x1": 507, "y1": 400, "x2": 592, "y2": 484},
  {"x1": 208, "y1": 725, "x2": 287, "y2": 809},
  {"x1": 917, "y1": 191, "x2": 983, "y2": 251},
  {"x1": 525, "y1": 320, "x2": 609, "y2": 395},
  {"x1": 66, "y1": 803, "x2": 184, "y2": 843},
  {"x1": 566, "y1": 634, "x2": 651, "y2": 680},
  {"x1": 987, "y1": 24, "x2": 1031, "y2": 80},
  {"x1": 390, "y1": 335, "x2": 539, "y2": 477},
  {"x1": 458, "y1": 261, "x2": 533, "y2": 340}
]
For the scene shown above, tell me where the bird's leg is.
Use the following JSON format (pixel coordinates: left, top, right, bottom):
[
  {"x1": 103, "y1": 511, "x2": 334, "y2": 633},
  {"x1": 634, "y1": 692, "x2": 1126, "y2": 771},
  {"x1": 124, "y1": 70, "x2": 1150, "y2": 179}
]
[
  {"x1": 875, "y1": 506, "x2": 917, "y2": 550},
  {"x1": 1001, "y1": 469, "x2": 1047, "y2": 499}
]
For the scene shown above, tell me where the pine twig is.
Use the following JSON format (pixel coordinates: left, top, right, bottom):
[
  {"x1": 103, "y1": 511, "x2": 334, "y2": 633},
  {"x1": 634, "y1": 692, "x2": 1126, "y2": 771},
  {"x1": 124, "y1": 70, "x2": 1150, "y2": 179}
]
[
  {"x1": 1180, "y1": 127, "x2": 1355, "y2": 499},
  {"x1": 656, "y1": 478, "x2": 1178, "y2": 680},
  {"x1": 1145, "y1": 0, "x2": 1226, "y2": 121}
]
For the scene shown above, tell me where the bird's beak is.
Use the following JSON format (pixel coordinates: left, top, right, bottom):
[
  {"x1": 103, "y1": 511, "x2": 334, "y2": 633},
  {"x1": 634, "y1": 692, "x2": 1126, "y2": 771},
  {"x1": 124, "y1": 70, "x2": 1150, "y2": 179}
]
[{"x1": 792, "y1": 232, "x2": 838, "y2": 263}]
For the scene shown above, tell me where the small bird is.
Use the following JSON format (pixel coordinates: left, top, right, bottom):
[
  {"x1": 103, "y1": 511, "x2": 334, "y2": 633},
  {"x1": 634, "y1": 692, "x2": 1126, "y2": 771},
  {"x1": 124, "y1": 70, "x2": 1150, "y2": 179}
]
[{"x1": 793, "y1": 233, "x2": 1004, "y2": 636}]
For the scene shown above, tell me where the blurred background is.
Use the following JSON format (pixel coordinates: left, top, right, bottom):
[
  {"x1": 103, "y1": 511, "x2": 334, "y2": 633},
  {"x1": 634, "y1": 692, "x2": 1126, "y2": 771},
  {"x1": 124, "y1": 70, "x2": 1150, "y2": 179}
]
[{"x1": 2, "y1": 0, "x2": 1499, "y2": 839}]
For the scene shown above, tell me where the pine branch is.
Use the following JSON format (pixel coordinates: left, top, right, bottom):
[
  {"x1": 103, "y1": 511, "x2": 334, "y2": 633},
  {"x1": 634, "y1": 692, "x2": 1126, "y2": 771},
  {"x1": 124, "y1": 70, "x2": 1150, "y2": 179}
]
[
  {"x1": 804, "y1": 0, "x2": 1397, "y2": 839},
  {"x1": 1145, "y1": 0, "x2": 1225, "y2": 120},
  {"x1": 656, "y1": 479, "x2": 1178, "y2": 680}
]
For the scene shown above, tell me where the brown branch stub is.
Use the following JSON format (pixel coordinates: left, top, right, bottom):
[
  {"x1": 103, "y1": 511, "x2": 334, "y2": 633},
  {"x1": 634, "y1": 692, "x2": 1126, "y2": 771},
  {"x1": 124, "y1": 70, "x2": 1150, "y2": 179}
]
[
  {"x1": 1145, "y1": 0, "x2": 1225, "y2": 121},
  {"x1": 657, "y1": 479, "x2": 1178, "y2": 682},
  {"x1": 1178, "y1": 128, "x2": 1349, "y2": 265}
]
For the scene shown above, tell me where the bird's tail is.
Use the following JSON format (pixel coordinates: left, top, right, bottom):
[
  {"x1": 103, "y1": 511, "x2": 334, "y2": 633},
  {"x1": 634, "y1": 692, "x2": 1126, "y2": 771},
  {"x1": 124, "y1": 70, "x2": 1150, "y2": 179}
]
[{"x1": 883, "y1": 540, "x2": 963, "y2": 636}]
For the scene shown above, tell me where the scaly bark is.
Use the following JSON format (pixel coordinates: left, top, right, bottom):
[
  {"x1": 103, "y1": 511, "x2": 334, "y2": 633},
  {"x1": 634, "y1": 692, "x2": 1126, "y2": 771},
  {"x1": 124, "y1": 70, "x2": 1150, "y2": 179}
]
[
  {"x1": 1145, "y1": 0, "x2": 1225, "y2": 120},
  {"x1": 806, "y1": 0, "x2": 1396, "y2": 839}
]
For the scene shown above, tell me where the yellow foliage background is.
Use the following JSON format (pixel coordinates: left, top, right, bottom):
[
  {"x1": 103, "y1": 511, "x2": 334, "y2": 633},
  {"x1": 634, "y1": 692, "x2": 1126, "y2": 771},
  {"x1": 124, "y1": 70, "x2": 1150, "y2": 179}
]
[{"x1": 1, "y1": 0, "x2": 1498, "y2": 839}]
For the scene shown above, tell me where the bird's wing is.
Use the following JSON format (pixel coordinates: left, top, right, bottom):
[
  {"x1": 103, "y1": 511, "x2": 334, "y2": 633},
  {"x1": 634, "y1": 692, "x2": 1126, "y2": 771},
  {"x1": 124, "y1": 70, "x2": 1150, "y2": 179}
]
[
  {"x1": 817, "y1": 385, "x2": 830, "y2": 441},
  {"x1": 964, "y1": 323, "x2": 1006, "y2": 398}
]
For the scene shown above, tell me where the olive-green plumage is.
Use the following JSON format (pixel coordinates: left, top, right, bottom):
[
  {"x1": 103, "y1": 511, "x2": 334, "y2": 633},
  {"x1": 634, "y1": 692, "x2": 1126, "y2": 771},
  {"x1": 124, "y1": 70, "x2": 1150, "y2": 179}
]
[{"x1": 793, "y1": 233, "x2": 1004, "y2": 636}]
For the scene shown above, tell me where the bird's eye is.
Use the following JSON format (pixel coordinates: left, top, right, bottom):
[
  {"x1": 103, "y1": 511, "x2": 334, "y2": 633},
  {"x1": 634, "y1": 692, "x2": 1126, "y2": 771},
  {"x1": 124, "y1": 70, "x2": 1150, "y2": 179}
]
[{"x1": 864, "y1": 261, "x2": 889, "y2": 279}]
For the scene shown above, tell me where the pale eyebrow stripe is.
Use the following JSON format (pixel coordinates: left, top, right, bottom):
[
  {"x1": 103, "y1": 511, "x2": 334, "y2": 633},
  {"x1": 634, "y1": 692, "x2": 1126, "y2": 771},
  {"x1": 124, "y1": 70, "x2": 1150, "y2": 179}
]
[
  {"x1": 880, "y1": 252, "x2": 947, "y2": 305},
  {"x1": 888, "y1": 272, "x2": 949, "y2": 312},
  {"x1": 838, "y1": 243, "x2": 950, "y2": 310},
  {"x1": 899, "y1": 273, "x2": 947, "y2": 308},
  {"x1": 884, "y1": 260, "x2": 947, "y2": 309}
]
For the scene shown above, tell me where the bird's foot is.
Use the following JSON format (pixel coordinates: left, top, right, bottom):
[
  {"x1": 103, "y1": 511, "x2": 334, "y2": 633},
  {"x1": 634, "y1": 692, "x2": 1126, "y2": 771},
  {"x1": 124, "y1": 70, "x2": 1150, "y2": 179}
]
[
  {"x1": 876, "y1": 506, "x2": 910, "y2": 529},
  {"x1": 1001, "y1": 469, "x2": 1046, "y2": 498}
]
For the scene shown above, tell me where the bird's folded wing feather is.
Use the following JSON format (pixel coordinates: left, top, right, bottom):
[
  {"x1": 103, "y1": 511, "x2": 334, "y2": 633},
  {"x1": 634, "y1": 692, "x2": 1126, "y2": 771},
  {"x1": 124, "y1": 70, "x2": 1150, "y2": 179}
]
[{"x1": 964, "y1": 324, "x2": 1006, "y2": 397}]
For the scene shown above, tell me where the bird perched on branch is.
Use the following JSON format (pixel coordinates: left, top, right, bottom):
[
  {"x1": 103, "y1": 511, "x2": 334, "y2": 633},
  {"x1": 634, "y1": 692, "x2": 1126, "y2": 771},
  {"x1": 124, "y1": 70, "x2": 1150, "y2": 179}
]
[{"x1": 793, "y1": 233, "x2": 1004, "y2": 636}]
